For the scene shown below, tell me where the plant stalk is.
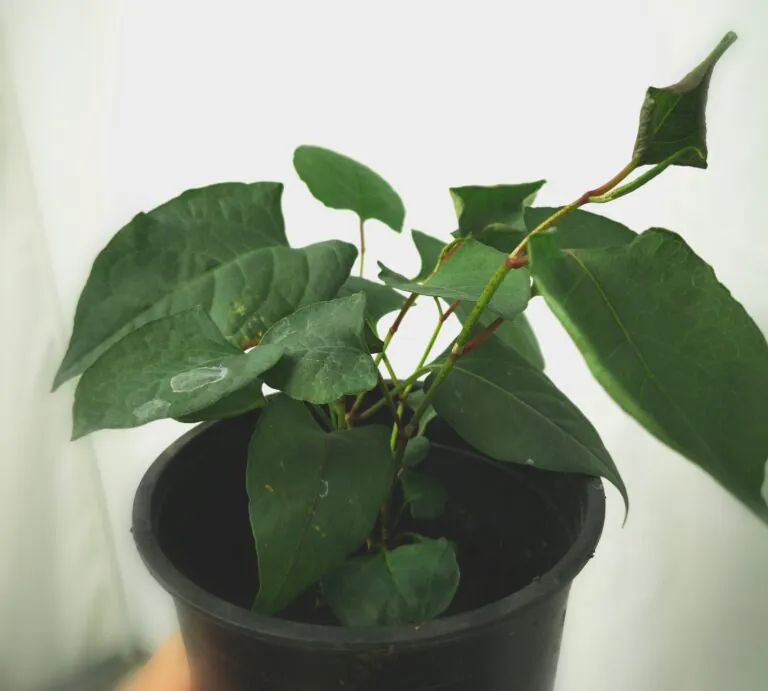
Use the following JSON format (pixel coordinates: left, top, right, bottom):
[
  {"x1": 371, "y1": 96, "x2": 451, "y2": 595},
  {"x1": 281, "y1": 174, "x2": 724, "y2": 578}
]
[
  {"x1": 400, "y1": 160, "x2": 640, "y2": 458},
  {"x1": 347, "y1": 292, "x2": 418, "y2": 421},
  {"x1": 356, "y1": 366, "x2": 432, "y2": 421},
  {"x1": 358, "y1": 218, "x2": 366, "y2": 277}
]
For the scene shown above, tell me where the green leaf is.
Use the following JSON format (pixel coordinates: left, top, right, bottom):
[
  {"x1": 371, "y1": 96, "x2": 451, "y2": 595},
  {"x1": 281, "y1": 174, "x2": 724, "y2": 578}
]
[
  {"x1": 72, "y1": 309, "x2": 283, "y2": 438},
  {"x1": 294, "y1": 145, "x2": 405, "y2": 232},
  {"x1": 174, "y1": 380, "x2": 266, "y2": 423},
  {"x1": 430, "y1": 338, "x2": 627, "y2": 507},
  {"x1": 455, "y1": 302, "x2": 544, "y2": 370},
  {"x1": 379, "y1": 239, "x2": 530, "y2": 321},
  {"x1": 403, "y1": 436, "x2": 431, "y2": 468},
  {"x1": 632, "y1": 32, "x2": 737, "y2": 168},
  {"x1": 54, "y1": 180, "x2": 356, "y2": 388},
  {"x1": 260, "y1": 293, "x2": 378, "y2": 404},
  {"x1": 412, "y1": 230, "x2": 448, "y2": 280},
  {"x1": 451, "y1": 181, "x2": 546, "y2": 238},
  {"x1": 248, "y1": 395, "x2": 393, "y2": 614},
  {"x1": 401, "y1": 470, "x2": 448, "y2": 519},
  {"x1": 321, "y1": 538, "x2": 460, "y2": 626},
  {"x1": 337, "y1": 276, "x2": 403, "y2": 324},
  {"x1": 482, "y1": 207, "x2": 637, "y2": 254},
  {"x1": 530, "y1": 229, "x2": 768, "y2": 522}
]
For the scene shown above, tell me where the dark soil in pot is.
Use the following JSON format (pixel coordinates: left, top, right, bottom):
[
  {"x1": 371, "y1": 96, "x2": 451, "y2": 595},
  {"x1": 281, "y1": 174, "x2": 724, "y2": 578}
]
[{"x1": 133, "y1": 410, "x2": 605, "y2": 691}]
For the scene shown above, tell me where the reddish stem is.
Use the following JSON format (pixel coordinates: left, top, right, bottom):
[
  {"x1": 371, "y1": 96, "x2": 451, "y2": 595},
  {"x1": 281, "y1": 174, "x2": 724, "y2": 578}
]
[
  {"x1": 460, "y1": 317, "x2": 504, "y2": 355},
  {"x1": 440, "y1": 300, "x2": 460, "y2": 323},
  {"x1": 504, "y1": 254, "x2": 529, "y2": 270}
]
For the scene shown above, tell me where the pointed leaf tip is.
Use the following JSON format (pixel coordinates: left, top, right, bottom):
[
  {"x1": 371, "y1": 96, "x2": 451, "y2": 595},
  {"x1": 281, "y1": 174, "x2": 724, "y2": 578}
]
[{"x1": 632, "y1": 31, "x2": 738, "y2": 169}]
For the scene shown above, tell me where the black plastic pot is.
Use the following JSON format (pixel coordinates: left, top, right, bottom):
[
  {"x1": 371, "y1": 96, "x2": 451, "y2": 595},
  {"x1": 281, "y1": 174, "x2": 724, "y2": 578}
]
[{"x1": 133, "y1": 410, "x2": 605, "y2": 691}]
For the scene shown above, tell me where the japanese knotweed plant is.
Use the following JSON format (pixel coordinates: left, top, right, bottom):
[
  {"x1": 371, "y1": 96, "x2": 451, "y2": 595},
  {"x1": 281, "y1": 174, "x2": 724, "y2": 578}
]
[{"x1": 57, "y1": 32, "x2": 767, "y2": 626}]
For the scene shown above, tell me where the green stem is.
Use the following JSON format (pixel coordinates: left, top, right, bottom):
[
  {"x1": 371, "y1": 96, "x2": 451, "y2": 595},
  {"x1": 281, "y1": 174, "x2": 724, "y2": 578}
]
[
  {"x1": 347, "y1": 292, "x2": 418, "y2": 422},
  {"x1": 380, "y1": 350, "x2": 400, "y2": 387},
  {"x1": 401, "y1": 160, "x2": 640, "y2": 460},
  {"x1": 358, "y1": 218, "x2": 366, "y2": 277},
  {"x1": 356, "y1": 366, "x2": 432, "y2": 421},
  {"x1": 377, "y1": 374, "x2": 403, "y2": 439},
  {"x1": 331, "y1": 399, "x2": 348, "y2": 430},
  {"x1": 589, "y1": 149, "x2": 697, "y2": 204}
]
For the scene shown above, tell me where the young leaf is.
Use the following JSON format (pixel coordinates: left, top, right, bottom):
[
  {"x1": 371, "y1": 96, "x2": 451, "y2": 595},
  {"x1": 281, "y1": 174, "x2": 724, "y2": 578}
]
[
  {"x1": 401, "y1": 470, "x2": 448, "y2": 519},
  {"x1": 293, "y1": 145, "x2": 405, "y2": 232},
  {"x1": 72, "y1": 309, "x2": 283, "y2": 438},
  {"x1": 481, "y1": 207, "x2": 636, "y2": 254},
  {"x1": 260, "y1": 293, "x2": 378, "y2": 404},
  {"x1": 403, "y1": 436, "x2": 431, "y2": 468},
  {"x1": 174, "y1": 380, "x2": 266, "y2": 423},
  {"x1": 530, "y1": 229, "x2": 768, "y2": 522},
  {"x1": 248, "y1": 395, "x2": 393, "y2": 614},
  {"x1": 451, "y1": 181, "x2": 546, "y2": 238},
  {"x1": 412, "y1": 230, "x2": 448, "y2": 280},
  {"x1": 430, "y1": 338, "x2": 627, "y2": 508},
  {"x1": 632, "y1": 32, "x2": 737, "y2": 169},
  {"x1": 321, "y1": 538, "x2": 460, "y2": 626},
  {"x1": 455, "y1": 302, "x2": 544, "y2": 370},
  {"x1": 54, "y1": 184, "x2": 356, "y2": 389},
  {"x1": 379, "y1": 239, "x2": 530, "y2": 322}
]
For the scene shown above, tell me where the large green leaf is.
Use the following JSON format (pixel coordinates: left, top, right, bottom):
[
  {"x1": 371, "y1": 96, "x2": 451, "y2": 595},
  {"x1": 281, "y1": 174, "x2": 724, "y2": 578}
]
[
  {"x1": 530, "y1": 229, "x2": 768, "y2": 522},
  {"x1": 321, "y1": 538, "x2": 460, "y2": 626},
  {"x1": 293, "y1": 145, "x2": 405, "y2": 232},
  {"x1": 54, "y1": 181, "x2": 356, "y2": 388},
  {"x1": 632, "y1": 32, "x2": 737, "y2": 168},
  {"x1": 260, "y1": 293, "x2": 378, "y2": 404},
  {"x1": 430, "y1": 338, "x2": 627, "y2": 506},
  {"x1": 72, "y1": 309, "x2": 283, "y2": 438},
  {"x1": 451, "y1": 181, "x2": 546, "y2": 238},
  {"x1": 379, "y1": 239, "x2": 530, "y2": 321},
  {"x1": 337, "y1": 276, "x2": 403, "y2": 324},
  {"x1": 482, "y1": 207, "x2": 636, "y2": 254},
  {"x1": 455, "y1": 302, "x2": 544, "y2": 370},
  {"x1": 247, "y1": 395, "x2": 393, "y2": 614}
]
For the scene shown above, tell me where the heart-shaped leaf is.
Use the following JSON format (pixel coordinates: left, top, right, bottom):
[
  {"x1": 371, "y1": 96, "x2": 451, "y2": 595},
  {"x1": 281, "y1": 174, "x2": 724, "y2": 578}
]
[
  {"x1": 401, "y1": 470, "x2": 448, "y2": 519},
  {"x1": 321, "y1": 538, "x2": 460, "y2": 626},
  {"x1": 72, "y1": 309, "x2": 283, "y2": 438},
  {"x1": 482, "y1": 207, "x2": 636, "y2": 254},
  {"x1": 260, "y1": 293, "x2": 378, "y2": 404},
  {"x1": 430, "y1": 338, "x2": 627, "y2": 508},
  {"x1": 54, "y1": 180, "x2": 357, "y2": 388},
  {"x1": 294, "y1": 145, "x2": 405, "y2": 232},
  {"x1": 455, "y1": 302, "x2": 544, "y2": 370},
  {"x1": 530, "y1": 229, "x2": 768, "y2": 522},
  {"x1": 379, "y1": 239, "x2": 530, "y2": 322},
  {"x1": 248, "y1": 395, "x2": 393, "y2": 614},
  {"x1": 632, "y1": 32, "x2": 737, "y2": 169},
  {"x1": 451, "y1": 181, "x2": 546, "y2": 238}
]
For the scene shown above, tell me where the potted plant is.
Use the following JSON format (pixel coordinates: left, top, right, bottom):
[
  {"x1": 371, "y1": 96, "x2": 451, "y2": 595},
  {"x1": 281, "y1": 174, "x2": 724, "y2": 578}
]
[{"x1": 54, "y1": 31, "x2": 766, "y2": 691}]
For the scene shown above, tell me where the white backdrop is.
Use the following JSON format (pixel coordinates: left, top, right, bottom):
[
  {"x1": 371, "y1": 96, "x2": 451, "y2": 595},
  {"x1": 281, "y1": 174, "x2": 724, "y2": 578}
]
[{"x1": 4, "y1": 1, "x2": 768, "y2": 689}]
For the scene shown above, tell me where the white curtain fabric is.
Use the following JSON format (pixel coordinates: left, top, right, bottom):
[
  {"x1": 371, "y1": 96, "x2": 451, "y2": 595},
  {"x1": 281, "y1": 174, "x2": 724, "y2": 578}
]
[
  {"x1": 0, "y1": 6, "x2": 133, "y2": 689},
  {"x1": 3, "y1": 1, "x2": 768, "y2": 690}
]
